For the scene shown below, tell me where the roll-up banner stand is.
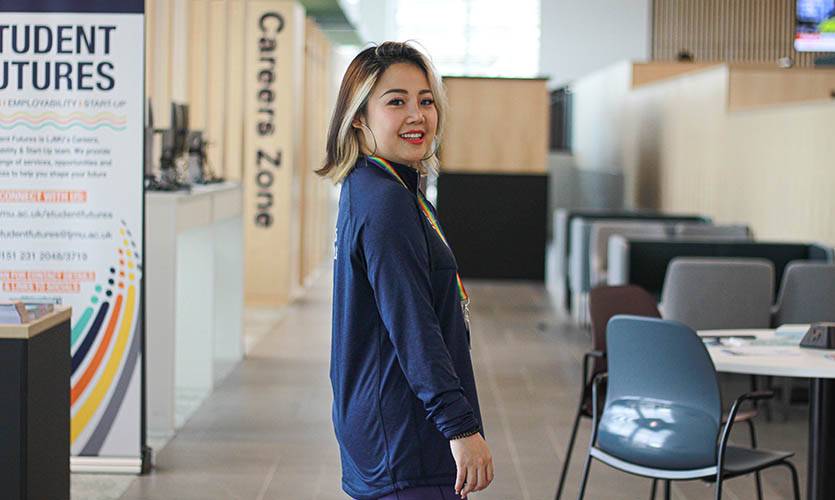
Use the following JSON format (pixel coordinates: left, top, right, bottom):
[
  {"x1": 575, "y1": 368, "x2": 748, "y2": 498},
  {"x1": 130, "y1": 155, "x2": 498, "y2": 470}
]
[{"x1": 0, "y1": 1, "x2": 148, "y2": 473}]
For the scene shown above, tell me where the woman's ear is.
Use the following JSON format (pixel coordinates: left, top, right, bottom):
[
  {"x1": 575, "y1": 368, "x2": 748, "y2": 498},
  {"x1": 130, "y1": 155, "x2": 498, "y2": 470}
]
[{"x1": 352, "y1": 115, "x2": 365, "y2": 130}]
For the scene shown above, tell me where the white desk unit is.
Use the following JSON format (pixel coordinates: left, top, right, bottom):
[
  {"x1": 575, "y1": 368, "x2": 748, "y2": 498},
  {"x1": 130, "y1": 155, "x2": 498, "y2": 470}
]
[
  {"x1": 145, "y1": 183, "x2": 244, "y2": 437},
  {"x1": 700, "y1": 328, "x2": 835, "y2": 500}
]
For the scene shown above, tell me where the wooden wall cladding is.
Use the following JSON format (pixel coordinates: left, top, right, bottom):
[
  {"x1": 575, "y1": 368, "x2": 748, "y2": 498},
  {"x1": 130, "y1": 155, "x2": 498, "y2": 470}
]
[
  {"x1": 571, "y1": 61, "x2": 835, "y2": 250},
  {"x1": 727, "y1": 66, "x2": 835, "y2": 110},
  {"x1": 652, "y1": 0, "x2": 829, "y2": 68},
  {"x1": 631, "y1": 61, "x2": 720, "y2": 87},
  {"x1": 440, "y1": 77, "x2": 549, "y2": 174},
  {"x1": 145, "y1": 0, "x2": 333, "y2": 306},
  {"x1": 224, "y1": 0, "x2": 247, "y2": 182},
  {"x1": 298, "y1": 19, "x2": 331, "y2": 287}
]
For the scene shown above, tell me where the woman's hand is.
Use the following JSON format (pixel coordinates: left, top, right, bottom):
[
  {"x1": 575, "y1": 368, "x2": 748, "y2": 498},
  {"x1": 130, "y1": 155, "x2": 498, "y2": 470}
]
[{"x1": 449, "y1": 433, "x2": 493, "y2": 498}]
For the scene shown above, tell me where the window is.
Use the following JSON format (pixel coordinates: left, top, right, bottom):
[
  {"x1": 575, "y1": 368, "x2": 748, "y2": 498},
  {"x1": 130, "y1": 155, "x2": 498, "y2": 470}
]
[{"x1": 393, "y1": 0, "x2": 540, "y2": 78}]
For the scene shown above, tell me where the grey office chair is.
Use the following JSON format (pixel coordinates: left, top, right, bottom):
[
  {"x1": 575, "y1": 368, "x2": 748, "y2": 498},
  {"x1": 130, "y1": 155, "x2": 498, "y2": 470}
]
[
  {"x1": 773, "y1": 261, "x2": 835, "y2": 326},
  {"x1": 771, "y1": 261, "x2": 835, "y2": 419},
  {"x1": 576, "y1": 316, "x2": 801, "y2": 500},
  {"x1": 660, "y1": 257, "x2": 774, "y2": 330}
]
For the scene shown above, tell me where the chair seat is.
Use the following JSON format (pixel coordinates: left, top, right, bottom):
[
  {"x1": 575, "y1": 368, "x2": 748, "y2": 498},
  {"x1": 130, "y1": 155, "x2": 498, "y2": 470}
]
[
  {"x1": 721, "y1": 445, "x2": 794, "y2": 478},
  {"x1": 590, "y1": 445, "x2": 793, "y2": 482}
]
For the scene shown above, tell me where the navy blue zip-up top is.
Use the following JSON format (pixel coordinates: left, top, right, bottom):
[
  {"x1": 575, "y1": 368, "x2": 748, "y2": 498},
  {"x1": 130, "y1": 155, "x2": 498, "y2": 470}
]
[{"x1": 330, "y1": 157, "x2": 482, "y2": 499}]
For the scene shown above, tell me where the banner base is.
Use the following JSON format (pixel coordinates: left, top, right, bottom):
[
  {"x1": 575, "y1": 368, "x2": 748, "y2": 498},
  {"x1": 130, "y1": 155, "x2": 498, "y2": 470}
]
[{"x1": 71, "y1": 456, "x2": 146, "y2": 474}]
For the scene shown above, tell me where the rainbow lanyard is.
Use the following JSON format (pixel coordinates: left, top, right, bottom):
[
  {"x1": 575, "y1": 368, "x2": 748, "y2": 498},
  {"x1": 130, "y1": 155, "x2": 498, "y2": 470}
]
[{"x1": 366, "y1": 156, "x2": 470, "y2": 310}]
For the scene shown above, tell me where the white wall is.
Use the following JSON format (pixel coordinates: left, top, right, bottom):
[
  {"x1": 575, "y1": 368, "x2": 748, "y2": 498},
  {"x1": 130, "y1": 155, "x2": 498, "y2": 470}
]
[{"x1": 539, "y1": 0, "x2": 652, "y2": 88}]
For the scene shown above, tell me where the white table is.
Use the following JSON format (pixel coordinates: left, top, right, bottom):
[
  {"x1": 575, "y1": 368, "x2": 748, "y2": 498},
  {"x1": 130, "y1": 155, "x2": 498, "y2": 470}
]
[
  {"x1": 145, "y1": 182, "x2": 244, "y2": 436},
  {"x1": 700, "y1": 328, "x2": 835, "y2": 500}
]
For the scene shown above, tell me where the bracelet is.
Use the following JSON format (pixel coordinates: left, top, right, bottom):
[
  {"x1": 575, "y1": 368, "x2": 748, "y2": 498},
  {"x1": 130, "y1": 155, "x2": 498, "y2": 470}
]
[{"x1": 449, "y1": 426, "x2": 481, "y2": 440}]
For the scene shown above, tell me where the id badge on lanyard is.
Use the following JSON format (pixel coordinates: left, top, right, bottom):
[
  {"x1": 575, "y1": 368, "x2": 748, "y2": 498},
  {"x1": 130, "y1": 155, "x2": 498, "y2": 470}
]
[{"x1": 462, "y1": 299, "x2": 471, "y2": 349}]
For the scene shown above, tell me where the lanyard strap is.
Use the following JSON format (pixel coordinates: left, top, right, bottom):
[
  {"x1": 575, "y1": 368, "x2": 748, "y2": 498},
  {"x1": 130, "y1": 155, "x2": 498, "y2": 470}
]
[{"x1": 367, "y1": 156, "x2": 469, "y2": 303}]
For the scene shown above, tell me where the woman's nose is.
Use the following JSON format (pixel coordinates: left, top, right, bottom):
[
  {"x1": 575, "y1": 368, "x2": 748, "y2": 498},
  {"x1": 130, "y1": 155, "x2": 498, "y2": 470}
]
[{"x1": 406, "y1": 101, "x2": 425, "y2": 122}]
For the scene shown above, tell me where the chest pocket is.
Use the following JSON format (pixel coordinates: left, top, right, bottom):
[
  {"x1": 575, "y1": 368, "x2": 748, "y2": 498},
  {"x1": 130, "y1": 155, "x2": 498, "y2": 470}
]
[{"x1": 421, "y1": 216, "x2": 458, "y2": 271}]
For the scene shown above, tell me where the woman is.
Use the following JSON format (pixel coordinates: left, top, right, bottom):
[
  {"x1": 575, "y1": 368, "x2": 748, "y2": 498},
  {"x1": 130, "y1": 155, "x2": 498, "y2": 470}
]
[{"x1": 316, "y1": 42, "x2": 493, "y2": 500}]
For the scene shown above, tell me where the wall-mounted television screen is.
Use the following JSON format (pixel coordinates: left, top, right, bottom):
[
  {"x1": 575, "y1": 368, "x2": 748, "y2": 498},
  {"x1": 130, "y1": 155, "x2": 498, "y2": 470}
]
[{"x1": 796, "y1": 0, "x2": 835, "y2": 51}]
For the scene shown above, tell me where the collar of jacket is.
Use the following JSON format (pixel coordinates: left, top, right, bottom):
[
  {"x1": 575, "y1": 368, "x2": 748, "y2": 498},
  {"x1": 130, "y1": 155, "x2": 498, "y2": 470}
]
[{"x1": 364, "y1": 156, "x2": 421, "y2": 194}]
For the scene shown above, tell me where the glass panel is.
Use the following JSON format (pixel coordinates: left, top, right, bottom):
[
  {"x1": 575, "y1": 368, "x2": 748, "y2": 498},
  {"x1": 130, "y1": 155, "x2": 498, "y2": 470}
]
[{"x1": 394, "y1": 0, "x2": 540, "y2": 78}]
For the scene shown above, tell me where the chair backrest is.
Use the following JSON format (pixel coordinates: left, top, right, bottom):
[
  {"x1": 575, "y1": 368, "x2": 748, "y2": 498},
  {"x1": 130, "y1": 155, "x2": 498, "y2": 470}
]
[
  {"x1": 590, "y1": 222, "x2": 668, "y2": 288},
  {"x1": 674, "y1": 223, "x2": 751, "y2": 240},
  {"x1": 773, "y1": 261, "x2": 835, "y2": 326},
  {"x1": 598, "y1": 315, "x2": 722, "y2": 470},
  {"x1": 588, "y1": 285, "x2": 661, "y2": 376},
  {"x1": 660, "y1": 257, "x2": 774, "y2": 330}
]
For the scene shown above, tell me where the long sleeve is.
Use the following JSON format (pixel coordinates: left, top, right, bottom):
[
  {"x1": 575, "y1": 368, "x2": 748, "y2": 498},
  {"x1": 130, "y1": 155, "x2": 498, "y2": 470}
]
[{"x1": 359, "y1": 186, "x2": 479, "y2": 439}]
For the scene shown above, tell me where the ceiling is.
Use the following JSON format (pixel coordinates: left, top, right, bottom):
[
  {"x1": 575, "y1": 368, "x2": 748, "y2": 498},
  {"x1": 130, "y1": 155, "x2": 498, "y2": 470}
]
[{"x1": 299, "y1": 0, "x2": 363, "y2": 46}]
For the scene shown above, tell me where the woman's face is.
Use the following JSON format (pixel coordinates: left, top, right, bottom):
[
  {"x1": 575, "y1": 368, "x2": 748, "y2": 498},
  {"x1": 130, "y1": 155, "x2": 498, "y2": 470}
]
[{"x1": 354, "y1": 62, "x2": 438, "y2": 166}]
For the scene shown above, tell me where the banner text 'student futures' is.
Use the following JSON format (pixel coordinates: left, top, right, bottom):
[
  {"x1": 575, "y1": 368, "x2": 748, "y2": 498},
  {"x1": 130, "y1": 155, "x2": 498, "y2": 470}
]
[{"x1": 0, "y1": 25, "x2": 117, "y2": 91}]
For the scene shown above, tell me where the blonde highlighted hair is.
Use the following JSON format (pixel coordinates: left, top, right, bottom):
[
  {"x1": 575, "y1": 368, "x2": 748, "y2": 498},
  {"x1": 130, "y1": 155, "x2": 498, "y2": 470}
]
[{"x1": 316, "y1": 41, "x2": 447, "y2": 183}]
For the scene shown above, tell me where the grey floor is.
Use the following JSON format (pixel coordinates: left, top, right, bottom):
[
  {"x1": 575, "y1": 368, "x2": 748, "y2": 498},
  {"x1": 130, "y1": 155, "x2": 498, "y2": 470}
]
[{"x1": 112, "y1": 268, "x2": 809, "y2": 500}]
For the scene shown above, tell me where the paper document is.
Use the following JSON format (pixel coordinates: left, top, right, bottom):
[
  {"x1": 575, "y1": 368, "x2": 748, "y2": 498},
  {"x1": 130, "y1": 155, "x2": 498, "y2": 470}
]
[{"x1": 721, "y1": 347, "x2": 801, "y2": 357}]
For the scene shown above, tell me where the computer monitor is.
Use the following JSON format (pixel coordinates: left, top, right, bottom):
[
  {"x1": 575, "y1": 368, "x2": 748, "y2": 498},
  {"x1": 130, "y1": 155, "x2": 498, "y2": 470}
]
[
  {"x1": 144, "y1": 98, "x2": 154, "y2": 178},
  {"x1": 796, "y1": 0, "x2": 835, "y2": 51},
  {"x1": 171, "y1": 102, "x2": 189, "y2": 157}
]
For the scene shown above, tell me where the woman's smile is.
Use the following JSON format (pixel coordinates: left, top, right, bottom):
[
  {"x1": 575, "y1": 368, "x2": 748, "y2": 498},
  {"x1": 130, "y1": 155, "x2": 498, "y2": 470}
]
[{"x1": 399, "y1": 130, "x2": 425, "y2": 144}]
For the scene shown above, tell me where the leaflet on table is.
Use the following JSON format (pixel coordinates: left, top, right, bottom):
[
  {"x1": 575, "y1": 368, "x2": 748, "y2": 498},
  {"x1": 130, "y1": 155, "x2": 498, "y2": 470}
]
[
  {"x1": 721, "y1": 348, "x2": 802, "y2": 357},
  {"x1": 775, "y1": 324, "x2": 810, "y2": 339}
]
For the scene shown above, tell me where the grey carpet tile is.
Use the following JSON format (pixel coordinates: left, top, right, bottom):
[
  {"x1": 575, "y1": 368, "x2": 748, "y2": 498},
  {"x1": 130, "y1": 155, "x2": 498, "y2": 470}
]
[{"x1": 110, "y1": 269, "x2": 810, "y2": 500}]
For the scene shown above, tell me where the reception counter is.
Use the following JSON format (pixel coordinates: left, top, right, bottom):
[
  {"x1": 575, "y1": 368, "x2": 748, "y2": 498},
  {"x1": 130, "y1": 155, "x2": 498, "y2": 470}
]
[{"x1": 145, "y1": 182, "x2": 244, "y2": 436}]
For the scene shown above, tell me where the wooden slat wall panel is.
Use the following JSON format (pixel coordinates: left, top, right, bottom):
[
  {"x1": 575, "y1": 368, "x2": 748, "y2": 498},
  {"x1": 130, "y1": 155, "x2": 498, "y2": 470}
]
[
  {"x1": 223, "y1": 0, "x2": 246, "y2": 181},
  {"x1": 298, "y1": 19, "x2": 331, "y2": 286},
  {"x1": 206, "y1": 1, "x2": 227, "y2": 180},
  {"x1": 651, "y1": 0, "x2": 825, "y2": 67},
  {"x1": 144, "y1": 0, "x2": 334, "y2": 304},
  {"x1": 188, "y1": 0, "x2": 208, "y2": 129}
]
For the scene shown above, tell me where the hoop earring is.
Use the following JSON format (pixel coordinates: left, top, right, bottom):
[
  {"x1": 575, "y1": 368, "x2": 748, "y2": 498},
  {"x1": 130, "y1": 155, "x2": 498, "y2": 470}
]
[
  {"x1": 420, "y1": 141, "x2": 439, "y2": 161},
  {"x1": 359, "y1": 122, "x2": 378, "y2": 157}
]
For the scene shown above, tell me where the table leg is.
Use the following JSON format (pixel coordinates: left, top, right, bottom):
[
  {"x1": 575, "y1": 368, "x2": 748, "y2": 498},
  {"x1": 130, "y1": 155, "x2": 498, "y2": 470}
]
[{"x1": 808, "y1": 378, "x2": 835, "y2": 499}]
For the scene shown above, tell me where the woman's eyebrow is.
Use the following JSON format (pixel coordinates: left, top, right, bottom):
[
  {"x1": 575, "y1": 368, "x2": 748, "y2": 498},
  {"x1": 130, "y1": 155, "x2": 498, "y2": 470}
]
[
  {"x1": 380, "y1": 88, "x2": 407, "y2": 97},
  {"x1": 379, "y1": 88, "x2": 433, "y2": 97}
]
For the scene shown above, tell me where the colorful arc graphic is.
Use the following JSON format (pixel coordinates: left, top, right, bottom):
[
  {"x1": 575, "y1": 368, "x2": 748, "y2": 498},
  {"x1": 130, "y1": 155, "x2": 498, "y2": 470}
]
[
  {"x1": 70, "y1": 224, "x2": 141, "y2": 448},
  {"x1": 71, "y1": 285, "x2": 136, "y2": 443}
]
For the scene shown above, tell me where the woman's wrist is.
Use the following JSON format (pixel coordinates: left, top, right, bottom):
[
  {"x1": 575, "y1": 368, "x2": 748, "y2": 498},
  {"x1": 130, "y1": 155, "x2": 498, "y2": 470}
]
[{"x1": 449, "y1": 426, "x2": 481, "y2": 441}]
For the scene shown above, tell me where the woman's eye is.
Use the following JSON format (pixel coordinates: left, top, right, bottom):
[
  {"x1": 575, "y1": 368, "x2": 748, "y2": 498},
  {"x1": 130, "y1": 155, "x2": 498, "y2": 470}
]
[
  {"x1": 421, "y1": 98, "x2": 435, "y2": 106},
  {"x1": 388, "y1": 98, "x2": 404, "y2": 105}
]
